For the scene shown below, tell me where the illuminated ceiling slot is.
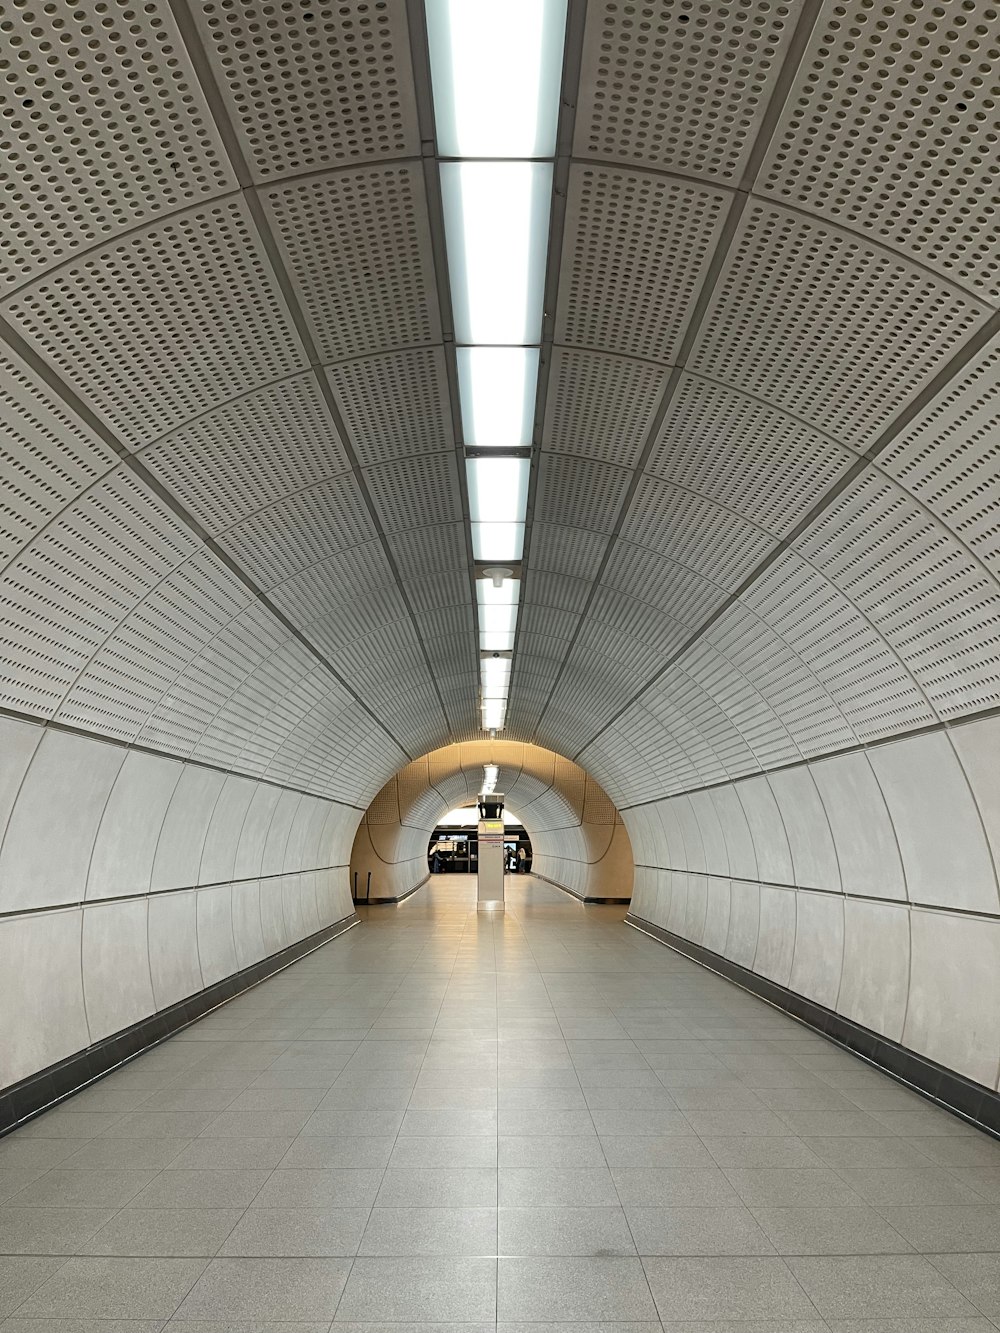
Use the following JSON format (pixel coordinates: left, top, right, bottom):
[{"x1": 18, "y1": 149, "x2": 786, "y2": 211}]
[{"x1": 426, "y1": 0, "x2": 567, "y2": 734}]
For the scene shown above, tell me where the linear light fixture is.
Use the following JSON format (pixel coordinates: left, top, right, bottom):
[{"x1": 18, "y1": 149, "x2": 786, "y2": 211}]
[
  {"x1": 457, "y1": 347, "x2": 538, "y2": 448},
  {"x1": 427, "y1": 0, "x2": 567, "y2": 734},
  {"x1": 425, "y1": 0, "x2": 566, "y2": 158}
]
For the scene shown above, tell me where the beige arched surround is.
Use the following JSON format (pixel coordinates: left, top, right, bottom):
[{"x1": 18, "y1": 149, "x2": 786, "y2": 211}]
[{"x1": 350, "y1": 742, "x2": 633, "y2": 904}]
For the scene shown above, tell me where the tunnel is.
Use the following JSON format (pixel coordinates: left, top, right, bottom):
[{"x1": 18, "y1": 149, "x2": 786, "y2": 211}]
[{"x1": 1, "y1": 0, "x2": 1000, "y2": 1322}]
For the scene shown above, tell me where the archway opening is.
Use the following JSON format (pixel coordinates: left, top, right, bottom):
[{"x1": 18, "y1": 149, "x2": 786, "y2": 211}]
[{"x1": 427, "y1": 804, "x2": 532, "y2": 876}]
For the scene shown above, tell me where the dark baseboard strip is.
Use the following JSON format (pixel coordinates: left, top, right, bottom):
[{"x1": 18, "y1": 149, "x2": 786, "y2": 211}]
[
  {"x1": 626, "y1": 912, "x2": 1000, "y2": 1140},
  {"x1": 0, "y1": 912, "x2": 360, "y2": 1137},
  {"x1": 355, "y1": 879, "x2": 426, "y2": 906},
  {"x1": 534, "y1": 872, "x2": 632, "y2": 905}
]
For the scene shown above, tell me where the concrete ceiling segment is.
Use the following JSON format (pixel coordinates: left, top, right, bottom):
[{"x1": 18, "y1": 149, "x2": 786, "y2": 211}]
[{"x1": 0, "y1": 0, "x2": 997, "y2": 818}]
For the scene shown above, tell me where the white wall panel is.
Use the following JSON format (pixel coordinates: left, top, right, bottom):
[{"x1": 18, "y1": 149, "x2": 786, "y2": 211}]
[
  {"x1": 151, "y1": 765, "x2": 226, "y2": 892},
  {"x1": 148, "y1": 889, "x2": 202, "y2": 1010},
  {"x1": 261, "y1": 791, "x2": 302, "y2": 876},
  {"x1": 710, "y1": 786, "x2": 757, "y2": 879},
  {"x1": 789, "y1": 890, "x2": 844, "y2": 1011},
  {"x1": 736, "y1": 777, "x2": 793, "y2": 884},
  {"x1": 869, "y1": 732, "x2": 999, "y2": 914},
  {"x1": 810, "y1": 752, "x2": 906, "y2": 900},
  {"x1": 232, "y1": 878, "x2": 265, "y2": 970},
  {"x1": 0, "y1": 909, "x2": 89, "y2": 1088},
  {"x1": 200, "y1": 774, "x2": 258, "y2": 886},
  {"x1": 0, "y1": 729, "x2": 124, "y2": 911},
  {"x1": 754, "y1": 885, "x2": 796, "y2": 987},
  {"x1": 905, "y1": 910, "x2": 1000, "y2": 1090},
  {"x1": 951, "y1": 715, "x2": 1000, "y2": 877},
  {"x1": 82, "y1": 898, "x2": 154, "y2": 1043},
  {"x1": 701, "y1": 877, "x2": 732, "y2": 956},
  {"x1": 88, "y1": 751, "x2": 183, "y2": 900},
  {"x1": 768, "y1": 766, "x2": 840, "y2": 892},
  {"x1": 234, "y1": 784, "x2": 283, "y2": 879},
  {"x1": 837, "y1": 899, "x2": 910, "y2": 1044},
  {"x1": 726, "y1": 880, "x2": 760, "y2": 969},
  {"x1": 196, "y1": 884, "x2": 238, "y2": 986},
  {"x1": 0, "y1": 716, "x2": 42, "y2": 832},
  {"x1": 687, "y1": 789, "x2": 729, "y2": 876}
]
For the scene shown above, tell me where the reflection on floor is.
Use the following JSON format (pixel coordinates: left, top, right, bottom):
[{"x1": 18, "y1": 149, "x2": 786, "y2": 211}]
[{"x1": 1, "y1": 873, "x2": 1000, "y2": 1328}]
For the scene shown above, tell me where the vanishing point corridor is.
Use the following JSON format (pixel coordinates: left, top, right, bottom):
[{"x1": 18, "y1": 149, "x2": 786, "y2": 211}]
[{"x1": 1, "y1": 876, "x2": 999, "y2": 1327}]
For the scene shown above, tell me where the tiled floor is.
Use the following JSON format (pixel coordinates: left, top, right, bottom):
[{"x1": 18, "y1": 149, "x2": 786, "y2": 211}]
[{"x1": 2, "y1": 874, "x2": 1000, "y2": 1330}]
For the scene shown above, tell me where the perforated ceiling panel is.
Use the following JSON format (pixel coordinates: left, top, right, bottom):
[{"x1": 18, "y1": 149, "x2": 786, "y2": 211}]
[
  {"x1": 556, "y1": 166, "x2": 729, "y2": 362},
  {"x1": 328, "y1": 350, "x2": 454, "y2": 466},
  {"x1": 192, "y1": 0, "x2": 420, "y2": 179},
  {"x1": 574, "y1": 0, "x2": 799, "y2": 180},
  {"x1": 263, "y1": 165, "x2": 440, "y2": 361},
  {"x1": 759, "y1": 0, "x2": 1000, "y2": 299},
  {"x1": 543, "y1": 350, "x2": 668, "y2": 468},
  {"x1": 142, "y1": 375, "x2": 349, "y2": 534},
  {"x1": 0, "y1": 0, "x2": 234, "y2": 293},
  {"x1": 3, "y1": 200, "x2": 306, "y2": 446},
  {"x1": 689, "y1": 203, "x2": 990, "y2": 450}
]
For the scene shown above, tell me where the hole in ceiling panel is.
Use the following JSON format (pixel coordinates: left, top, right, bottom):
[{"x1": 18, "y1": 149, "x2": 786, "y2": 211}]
[
  {"x1": 543, "y1": 348, "x2": 669, "y2": 468},
  {"x1": 194, "y1": 0, "x2": 420, "y2": 178},
  {"x1": 0, "y1": 0, "x2": 234, "y2": 292},
  {"x1": 263, "y1": 165, "x2": 440, "y2": 361},
  {"x1": 4, "y1": 200, "x2": 307, "y2": 448},
  {"x1": 689, "y1": 202, "x2": 989, "y2": 451},
  {"x1": 556, "y1": 166, "x2": 729, "y2": 362},
  {"x1": 759, "y1": 0, "x2": 1000, "y2": 299},
  {"x1": 575, "y1": 0, "x2": 797, "y2": 180},
  {"x1": 326, "y1": 349, "x2": 453, "y2": 467}
]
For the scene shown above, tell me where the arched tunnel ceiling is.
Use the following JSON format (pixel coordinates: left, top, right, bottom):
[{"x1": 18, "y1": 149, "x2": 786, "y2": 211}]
[{"x1": 2, "y1": 0, "x2": 999, "y2": 815}]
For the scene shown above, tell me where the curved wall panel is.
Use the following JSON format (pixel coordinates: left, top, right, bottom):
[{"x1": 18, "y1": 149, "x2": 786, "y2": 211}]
[
  {"x1": 350, "y1": 741, "x2": 633, "y2": 904},
  {"x1": 0, "y1": 716, "x2": 358, "y2": 1092},
  {"x1": 621, "y1": 713, "x2": 1000, "y2": 1093}
]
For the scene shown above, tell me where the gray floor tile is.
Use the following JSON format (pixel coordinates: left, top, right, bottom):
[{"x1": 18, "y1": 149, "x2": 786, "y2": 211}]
[
  {"x1": 927, "y1": 1252, "x2": 1000, "y2": 1317},
  {"x1": 499, "y1": 1167, "x2": 619, "y2": 1207},
  {"x1": 752, "y1": 1205, "x2": 914, "y2": 1255},
  {"x1": 7, "y1": 1170, "x2": 157, "y2": 1209},
  {"x1": 174, "y1": 1256, "x2": 351, "y2": 1321},
  {"x1": 251, "y1": 1168, "x2": 383, "y2": 1209},
  {"x1": 599, "y1": 1135, "x2": 716, "y2": 1168},
  {"x1": 335, "y1": 1257, "x2": 496, "y2": 1321},
  {"x1": 1, "y1": 1317, "x2": 169, "y2": 1332},
  {"x1": 80, "y1": 1208, "x2": 243, "y2": 1257},
  {"x1": 360, "y1": 1207, "x2": 497, "y2": 1256},
  {"x1": 165, "y1": 1139, "x2": 293, "y2": 1171},
  {"x1": 787, "y1": 1254, "x2": 978, "y2": 1318},
  {"x1": 130, "y1": 1170, "x2": 269, "y2": 1209},
  {"x1": 278, "y1": 1135, "x2": 395, "y2": 1168},
  {"x1": 804, "y1": 1136, "x2": 936, "y2": 1168},
  {"x1": 497, "y1": 1108, "x2": 596, "y2": 1136},
  {"x1": 498, "y1": 1206, "x2": 636, "y2": 1257},
  {"x1": 724, "y1": 1168, "x2": 865, "y2": 1207},
  {"x1": 0, "y1": 1256, "x2": 67, "y2": 1317},
  {"x1": 219, "y1": 1207, "x2": 368, "y2": 1256},
  {"x1": 16, "y1": 1257, "x2": 208, "y2": 1320},
  {"x1": 0, "y1": 1207, "x2": 115, "y2": 1255},
  {"x1": 701, "y1": 1136, "x2": 826, "y2": 1168},
  {"x1": 399, "y1": 1109, "x2": 497, "y2": 1136},
  {"x1": 498, "y1": 1256, "x2": 656, "y2": 1320},
  {"x1": 388, "y1": 1136, "x2": 498, "y2": 1168},
  {"x1": 375, "y1": 1168, "x2": 497, "y2": 1207},
  {"x1": 499, "y1": 1135, "x2": 606, "y2": 1168},
  {"x1": 626, "y1": 1204, "x2": 775, "y2": 1256},
  {"x1": 60, "y1": 1139, "x2": 191, "y2": 1170},
  {"x1": 197, "y1": 1111, "x2": 312, "y2": 1138},
  {"x1": 837, "y1": 1167, "x2": 986, "y2": 1207},
  {"x1": 880, "y1": 1206, "x2": 1000, "y2": 1253},
  {"x1": 611, "y1": 1166, "x2": 740, "y2": 1207},
  {"x1": 642, "y1": 1255, "x2": 818, "y2": 1320}
]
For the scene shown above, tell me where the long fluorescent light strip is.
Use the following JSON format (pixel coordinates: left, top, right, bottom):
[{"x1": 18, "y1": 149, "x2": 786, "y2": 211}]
[{"x1": 427, "y1": 0, "x2": 567, "y2": 732}]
